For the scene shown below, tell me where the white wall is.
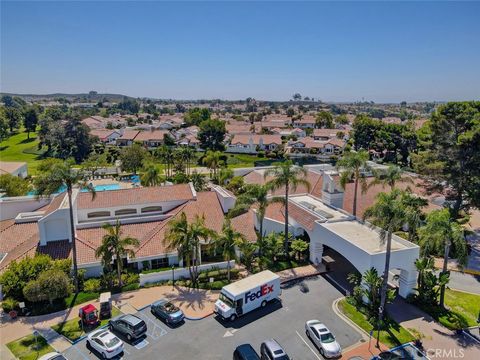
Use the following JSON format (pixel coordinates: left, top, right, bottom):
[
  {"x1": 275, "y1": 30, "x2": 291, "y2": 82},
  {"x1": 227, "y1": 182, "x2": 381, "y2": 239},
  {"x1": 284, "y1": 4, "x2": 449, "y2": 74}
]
[
  {"x1": 0, "y1": 196, "x2": 50, "y2": 221},
  {"x1": 38, "y1": 208, "x2": 72, "y2": 245},
  {"x1": 139, "y1": 260, "x2": 235, "y2": 286}
]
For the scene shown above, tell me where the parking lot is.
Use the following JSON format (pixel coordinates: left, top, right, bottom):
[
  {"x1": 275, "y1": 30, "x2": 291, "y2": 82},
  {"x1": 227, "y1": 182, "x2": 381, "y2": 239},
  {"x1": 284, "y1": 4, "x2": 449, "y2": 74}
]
[{"x1": 63, "y1": 275, "x2": 362, "y2": 360}]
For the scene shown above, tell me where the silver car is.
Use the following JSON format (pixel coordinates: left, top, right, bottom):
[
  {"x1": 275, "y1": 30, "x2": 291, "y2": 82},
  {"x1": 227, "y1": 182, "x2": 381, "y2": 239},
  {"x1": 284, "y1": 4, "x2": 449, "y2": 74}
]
[
  {"x1": 260, "y1": 339, "x2": 290, "y2": 360},
  {"x1": 86, "y1": 329, "x2": 124, "y2": 359},
  {"x1": 305, "y1": 320, "x2": 342, "y2": 358}
]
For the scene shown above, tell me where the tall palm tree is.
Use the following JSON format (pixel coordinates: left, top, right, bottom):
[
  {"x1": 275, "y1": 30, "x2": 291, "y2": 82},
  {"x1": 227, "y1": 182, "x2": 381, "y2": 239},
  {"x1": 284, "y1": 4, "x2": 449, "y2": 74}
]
[
  {"x1": 418, "y1": 209, "x2": 467, "y2": 308},
  {"x1": 141, "y1": 164, "x2": 163, "y2": 186},
  {"x1": 214, "y1": 219, "x2": 245, "y2": 281},
  {"x1": 265, "y1": 161, "x2": 311, "y2": 256},
  {"x1": 337, "y1": 150, "x2": 370, "y2": 217},
  {"x1": 368, "y1": 164, "x2": 414, "y2": 191},
  {"x1": 202, "y1": 150, "x2": 223, "y2": 182},
  {"x1": 363, "y1": 189, "x2": 407, "y2": 346},
  {"x1": 35, "y1": 159, "x2": 96, "y2": 293},
  {"x1": 179, "y1": 146, "x2": 195, "y2": 176},
  {"x1": 414, "y1": 256, "x2": 435, "y2": 290},
  {"x1": 230, "y1": 184, "x2": 277, "y2": 249},
  {"x1": 95, "y1": 220, "x2": 140, "y2": 287},
  {"x1": 164, "y1": 212, "x2": 213, "y2": 287},
  {"x1": 157, "y1": 145, "x2": 174, "y2": 178},
  {"x1": 400, "y1": 191, "x2": 428, "y2": 243}
]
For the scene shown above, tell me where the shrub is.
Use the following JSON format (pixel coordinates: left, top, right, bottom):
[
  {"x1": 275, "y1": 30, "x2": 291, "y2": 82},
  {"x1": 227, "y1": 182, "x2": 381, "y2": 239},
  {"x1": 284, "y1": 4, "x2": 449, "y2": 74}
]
[
  {"x1": 83, "y1": 278, "x2": 102, "y2": 293},
  {"x1": 121, "y1": 272, "x2": 139, "y2": 286},
  {"x1": 1, "y1": 298, "x2": 18, "y2": 312},
  {"x1": 23, "y1": 269, "x2": 72, "y2": 305}
]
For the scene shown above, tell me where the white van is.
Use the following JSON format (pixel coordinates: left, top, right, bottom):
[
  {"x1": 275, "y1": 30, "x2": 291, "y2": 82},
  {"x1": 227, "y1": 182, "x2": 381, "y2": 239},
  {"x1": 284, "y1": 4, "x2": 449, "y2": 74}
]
[{"x1": 214, "y1": 270, "x2": 281, "y2": 321}]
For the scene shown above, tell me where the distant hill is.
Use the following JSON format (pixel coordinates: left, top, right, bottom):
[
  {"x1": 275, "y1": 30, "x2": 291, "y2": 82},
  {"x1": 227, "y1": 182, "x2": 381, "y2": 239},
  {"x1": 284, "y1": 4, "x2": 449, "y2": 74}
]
[{"x1": 0, "y1": 92, "x2": 135, "y2": 103}]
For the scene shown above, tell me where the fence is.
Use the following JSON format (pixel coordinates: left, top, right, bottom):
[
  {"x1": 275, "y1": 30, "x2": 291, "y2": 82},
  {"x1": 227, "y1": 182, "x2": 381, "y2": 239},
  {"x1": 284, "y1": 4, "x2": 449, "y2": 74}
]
[{"x1": 139, "y1": 260, "x2": 235, "y2": 286}]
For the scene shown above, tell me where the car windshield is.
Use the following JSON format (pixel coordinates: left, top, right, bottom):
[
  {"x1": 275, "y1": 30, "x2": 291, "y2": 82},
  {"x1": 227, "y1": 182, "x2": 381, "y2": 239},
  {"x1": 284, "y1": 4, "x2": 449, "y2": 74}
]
[
  {"x1": 219, "y1": 293, "x2": 235, "y2": 308},
  {"x1": 320, "y1": 332, "x2": 335, "y2": 343},
  {"x1": 162, "y1": 302, "x2": 178, "y2": 314},
  {"x1": 104, "y1": 336, "x2": 120, "y2": 347}
]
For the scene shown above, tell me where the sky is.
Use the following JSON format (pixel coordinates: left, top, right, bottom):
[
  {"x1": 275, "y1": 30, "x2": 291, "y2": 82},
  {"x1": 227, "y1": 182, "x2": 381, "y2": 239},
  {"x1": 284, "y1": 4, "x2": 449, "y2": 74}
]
[{"x1": 1, "y1": 1, "x2": 480, "y2": 103}]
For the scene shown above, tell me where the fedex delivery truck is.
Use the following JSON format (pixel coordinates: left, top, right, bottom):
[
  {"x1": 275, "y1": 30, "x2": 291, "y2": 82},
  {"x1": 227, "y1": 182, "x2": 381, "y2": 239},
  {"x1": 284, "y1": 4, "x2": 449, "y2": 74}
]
[{"x1": 214, "y1": 270, "x2": 281, "y2": 321}]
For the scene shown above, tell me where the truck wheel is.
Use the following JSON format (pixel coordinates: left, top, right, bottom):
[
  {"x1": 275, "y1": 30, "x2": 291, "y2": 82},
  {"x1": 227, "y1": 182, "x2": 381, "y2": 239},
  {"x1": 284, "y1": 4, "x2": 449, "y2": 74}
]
[
  {"x1": 127, "y1": 334, "x2": 132, "y2": 342},
  {"x1": 229, "y1": 314, "x2": 237, "y2": 321},
  {"x1": 261, "y1": 300, "x2": 267, "y2": 308}
]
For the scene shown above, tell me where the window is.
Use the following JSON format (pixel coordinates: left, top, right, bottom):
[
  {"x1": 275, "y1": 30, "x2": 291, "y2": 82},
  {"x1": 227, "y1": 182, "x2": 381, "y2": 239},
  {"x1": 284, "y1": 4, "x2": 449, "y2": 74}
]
[
  {"x1": 141, "y1": 206, "x2": 163, "y2": 213},
  {"x1": 151, "y1": 257, "x2": 169, "y2": 269},
  {"x1": 87, "y1": 211, "x2": 110, "y2": 219},
  {"x1": 114, "y1": 208, "x2": 137, "y2": 216}
]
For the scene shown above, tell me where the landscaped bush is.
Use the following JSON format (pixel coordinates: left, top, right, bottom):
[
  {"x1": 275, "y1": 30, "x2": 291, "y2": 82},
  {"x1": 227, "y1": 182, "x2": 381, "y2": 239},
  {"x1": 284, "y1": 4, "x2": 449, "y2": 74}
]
[
  {"x1": 83, "y1": 278, "x2": 101, "y2": 293},
  {"x1": 1, "y1": 298, "x2": 18, "y2": 312}
]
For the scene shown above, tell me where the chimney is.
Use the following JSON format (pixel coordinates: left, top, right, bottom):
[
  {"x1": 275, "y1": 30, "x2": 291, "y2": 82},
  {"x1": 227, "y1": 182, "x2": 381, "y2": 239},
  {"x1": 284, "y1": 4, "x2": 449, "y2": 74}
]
[{"x1": 321, "y1": 170, "x2": 344, "y2": 209}]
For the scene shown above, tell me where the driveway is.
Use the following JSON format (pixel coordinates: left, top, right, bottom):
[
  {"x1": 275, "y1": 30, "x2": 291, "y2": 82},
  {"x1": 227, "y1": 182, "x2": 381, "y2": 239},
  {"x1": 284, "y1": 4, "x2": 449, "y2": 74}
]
[{"x1": 62, "y1": 276, "x2": 362, "y2": 360}]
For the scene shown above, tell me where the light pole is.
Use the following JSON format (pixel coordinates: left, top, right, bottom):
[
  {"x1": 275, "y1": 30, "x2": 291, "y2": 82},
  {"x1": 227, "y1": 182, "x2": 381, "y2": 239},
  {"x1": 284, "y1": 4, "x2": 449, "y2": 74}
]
[
  {"x1": 376, "y1": 306, "x2": 383, "y2": 348},
  {"x1": 171, "y1": 265, "x2": 175, "y2": 290}
]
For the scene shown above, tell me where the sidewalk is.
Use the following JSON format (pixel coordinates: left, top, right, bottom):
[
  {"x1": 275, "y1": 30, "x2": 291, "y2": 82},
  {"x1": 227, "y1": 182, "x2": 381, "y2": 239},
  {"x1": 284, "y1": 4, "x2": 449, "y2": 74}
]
[
  {"x1": 387, "y1": 298, "x2": 480, "y2": 359},
  {"x1": 277, "y1": 263, "x2": 326, "y2": 283}
]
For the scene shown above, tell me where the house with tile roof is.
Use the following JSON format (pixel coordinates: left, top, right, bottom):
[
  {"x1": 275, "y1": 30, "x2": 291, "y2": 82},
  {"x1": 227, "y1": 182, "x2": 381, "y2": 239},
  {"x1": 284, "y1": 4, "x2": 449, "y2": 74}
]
[
  {"x1": 0, "y1": 184, "x2": 256, "y2": 278},
  {"x1": 90, "y1": 129, "x2": 122, "y2": 145},
  {"x1": 134, "y1": 130, "x2": 170, "y2": 148},
  {"x1": 116, "y1": 130, "x2": 140, "y2": 146},
  {"x1": 226, "y1": 134, "x2": 283, "y2": 154}
]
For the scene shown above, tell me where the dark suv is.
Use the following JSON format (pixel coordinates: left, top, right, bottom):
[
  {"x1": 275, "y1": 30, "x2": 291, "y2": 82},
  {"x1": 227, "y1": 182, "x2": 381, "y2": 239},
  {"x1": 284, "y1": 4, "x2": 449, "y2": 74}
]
[
  {"x1": 108, "y1": 314, "x2": 147, "y2": 342},
  {"x1": 234, "y1": 344, "x2": 260, "y2": 360}
]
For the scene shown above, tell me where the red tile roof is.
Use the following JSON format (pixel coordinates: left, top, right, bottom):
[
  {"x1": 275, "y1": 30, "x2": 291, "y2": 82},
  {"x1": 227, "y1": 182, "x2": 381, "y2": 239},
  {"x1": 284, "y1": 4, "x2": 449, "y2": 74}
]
[
  {"x1": 230, "y1": 134, "x2": 282, "y2": 146},
  {"x1": 77, "y1": 184, "x2": 194, "y2": 209},
  {"x1": 230, "y1": 210, "x2": 258, "y2": 243},
  {"x1": 135, "y1": 130, "x2": 169, "y2": 142},
  {"x1": 118, "y1": 130, "x2": 140, "y2": 140}
]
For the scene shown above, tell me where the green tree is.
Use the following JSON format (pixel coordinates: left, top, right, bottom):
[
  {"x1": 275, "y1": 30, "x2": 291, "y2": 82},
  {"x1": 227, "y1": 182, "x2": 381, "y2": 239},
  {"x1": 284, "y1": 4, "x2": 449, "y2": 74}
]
[
  {"x1": 225, "y1": 176, "x2": 245, "y2": 195},
  {"x1": 315, "y1": 111, "x2": 334, "y2": 128},
  {"x1": 335, "y1": 114, "x2": 349, "y2": 125},
  {"x1": 81, "y1": 152, "x2": 108, "y2": 179},
  {"x1": 23, "y1": 269, "x2": 71, "y2": 305},
  {"x1": 214, "y1": 219, "x2": 245, "y2": 281},
  {"x1": 51, "y1": 116, "x2": 93, "y2": 162},
  {"x1": 120, "y1": 143, "x2": 147, "y2": 174},
  {"x1": 418, "y1": 209, "x2": 467, "y2": 308},
  {"x1": 217, "y1": 168, "x2": 234, "y2": 186},
  {"x1": 0, "y1": 174, "x2": 31, "y2": 197},
  {"x1": 184, "y1": 107, "x2": 211, "y2": 126},
  {"x1": 368, "y1": 165, "x2": 413, "y2": 191},
  {"x1": 23, "y1": 108, "x2": 38, "y2": 139},
  {"x1": 265, "y1": 161, "x2": 310, "y2": 256},
  {"x1": 290, "y1": 239, "x2": 308, "y2": 260},
  {"x1": 412, "y1": 101, "x2": 480, "y2": 218},
  {"x1": 363, "y1": 189, "x2": 408, "y2": 343},
  {"x1": 141, "y1": 164, "x2": 164, "y2": 186},
  {"x1": 337, "y1": 150, "x2": 370, "y2": 217},
  {"x1": 95, "y1": 220, "x2": 140, "y2": 287},
  {"x1": 164, "y1": 213, "x2": 213, "y2": 287},
  {"x1": 198, "y1": 119, "x2": 226, "y2": 151},
  {"x1": 0, "y1": 107, "x2": 9, "y2": 140},
  {"x1": 235, "y1": 238, "x2": 258, "y2": 273},
  {"x1": 202, "y1": 150, "x2": 224, "y2": 181},
  {"x1": 4, "y1": 107, "x2": 23, "y2": 132},
  {"x1": 401, "y1": 191, "x2": 428, "y2": 243},
  {"x1": 190, "y1": 171, "x2": 206, "y2": 192},
  {"x1": 34, "y1": 159, "x2": 96, "y2": 293},
  {"x1": 157, "y1": 145, "x2": 174, "y2": 178}
]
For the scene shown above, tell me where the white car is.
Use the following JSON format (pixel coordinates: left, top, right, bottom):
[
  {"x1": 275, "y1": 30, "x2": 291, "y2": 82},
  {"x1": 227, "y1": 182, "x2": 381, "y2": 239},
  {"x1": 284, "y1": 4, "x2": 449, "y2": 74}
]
[
  {"x1": 305, "y1": 320, "x2": 342, "y2": 358},
  {"x1": 38, "y1": 353, "x2": 67, "y2": 360},
  {"x1": 86, "y1": 329, "x2": 124, "y2": 359}
]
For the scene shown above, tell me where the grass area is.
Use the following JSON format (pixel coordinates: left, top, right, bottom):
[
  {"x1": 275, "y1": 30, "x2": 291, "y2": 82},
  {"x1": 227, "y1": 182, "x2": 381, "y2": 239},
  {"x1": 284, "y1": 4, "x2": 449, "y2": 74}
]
[
  {"x1": 420, "y1": 289, "x2": 480, "y2": 330},
  {"x1": 224, "y1": 153, "x2": 270, "y2": 168},
  {"x1": 338, "y1": 298, "x2": 415, "y2": 348},
  {"x1": 0, "y1": 129, "x2": 48, "y2": 175},
  {"x1": 7, "y1": 334, "x2": 55, "y2": 360},
  {"x1": 52, "y1": 306, "x2": 122, "y2": 342}
]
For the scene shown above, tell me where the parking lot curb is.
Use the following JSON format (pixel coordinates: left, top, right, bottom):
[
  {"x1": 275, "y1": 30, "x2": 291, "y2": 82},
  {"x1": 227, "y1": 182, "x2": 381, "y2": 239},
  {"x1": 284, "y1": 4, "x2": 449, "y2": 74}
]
[
  {"x1": 185, "y1": 312, "x2": 213, "y2": 320},
  {"x1": 331, "y1": 297, "x2": 369, "y2": 339},
  {"x1": 71, "y1": 323, "x2": 109, "y2": 345}
]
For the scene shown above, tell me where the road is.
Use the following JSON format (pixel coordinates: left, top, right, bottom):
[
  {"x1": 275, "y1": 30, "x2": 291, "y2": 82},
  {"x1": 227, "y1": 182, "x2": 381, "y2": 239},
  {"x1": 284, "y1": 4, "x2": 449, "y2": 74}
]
[{"x1": 63, "y1": 276, "x2": 363, "y2": 360}]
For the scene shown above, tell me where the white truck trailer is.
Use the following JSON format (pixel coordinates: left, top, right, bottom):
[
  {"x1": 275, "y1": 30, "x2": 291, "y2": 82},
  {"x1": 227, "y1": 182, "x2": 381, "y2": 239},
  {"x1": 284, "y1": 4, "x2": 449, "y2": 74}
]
[{"x1": 214, "y1": 270, "x2": 281, "y2": 321}]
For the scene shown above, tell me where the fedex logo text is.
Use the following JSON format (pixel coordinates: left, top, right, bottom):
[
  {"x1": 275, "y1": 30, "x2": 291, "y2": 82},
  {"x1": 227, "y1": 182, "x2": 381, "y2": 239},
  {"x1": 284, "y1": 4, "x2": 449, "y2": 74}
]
[{"x1": 245, "y1": 284, "x2": 274, "y2": 304}]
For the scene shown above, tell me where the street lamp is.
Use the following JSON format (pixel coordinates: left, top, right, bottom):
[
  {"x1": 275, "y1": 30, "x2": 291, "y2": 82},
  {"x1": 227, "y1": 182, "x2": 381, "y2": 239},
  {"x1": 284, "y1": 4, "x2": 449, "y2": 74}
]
[{"x1": 171, "y1": 265, "x2": 175, "y2": 290}]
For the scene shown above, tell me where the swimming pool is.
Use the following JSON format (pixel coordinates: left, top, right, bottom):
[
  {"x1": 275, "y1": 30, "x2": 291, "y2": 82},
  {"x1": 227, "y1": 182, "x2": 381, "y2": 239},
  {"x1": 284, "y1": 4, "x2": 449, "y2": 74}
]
[{"x1": 82, "y1": 184, "x2": 121, "y2": 192}]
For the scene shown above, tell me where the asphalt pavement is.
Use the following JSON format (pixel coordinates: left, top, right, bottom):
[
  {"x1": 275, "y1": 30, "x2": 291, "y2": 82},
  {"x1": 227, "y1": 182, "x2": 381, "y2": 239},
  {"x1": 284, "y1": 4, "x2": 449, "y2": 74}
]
[{"x1": 62, "y1": 275, "x2": 363, "y2": 360}]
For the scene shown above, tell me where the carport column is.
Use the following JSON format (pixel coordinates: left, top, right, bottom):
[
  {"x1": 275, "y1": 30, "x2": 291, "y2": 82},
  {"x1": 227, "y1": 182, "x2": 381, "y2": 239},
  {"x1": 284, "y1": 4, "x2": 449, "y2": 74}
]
[
  {"x1": 398, "y1": 268, "x2": 417, "y2": 298},
  {"x1": 309, "y1": 239, "x2": 324, "y2": 265}
]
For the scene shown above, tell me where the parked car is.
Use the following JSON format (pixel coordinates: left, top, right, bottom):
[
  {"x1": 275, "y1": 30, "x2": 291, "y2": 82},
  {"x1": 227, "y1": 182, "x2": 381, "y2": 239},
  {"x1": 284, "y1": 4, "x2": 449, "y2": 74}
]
[
  {"x1": 151, "y1": 299, "x2": 185, "y2": 325},
  {"x1": 374, "y1": 352, "x2": 404, "y2": 360},
  {"x1": 305, "y1": 320, "x2": 342, "y2": 358},
  {"x1": 234, "y1": 344, "x2": 261, "y2": 360},
  {"x1": 260, "y1": 339, "x2": 290, "y2": 360},
  {"x1": 38, "y1": 352, "x2": 67, "y2": 360},
  {"x1": 108, "y1": 314, "x2": 147, "y2": 342},
  {"x1": 86, "y1": 329, "x2": 124, "y2": 359}
]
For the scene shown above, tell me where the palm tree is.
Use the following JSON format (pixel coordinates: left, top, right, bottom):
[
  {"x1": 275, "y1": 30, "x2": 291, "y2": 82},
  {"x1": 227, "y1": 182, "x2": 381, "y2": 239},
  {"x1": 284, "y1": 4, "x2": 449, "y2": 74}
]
[
  {"x1": 214, "y1": 219, "x2": 245, "y2": 281},
  {"x1": 363, "y1": 189, "x2": 407, "y2": 346},
  {"x1": 157, "y1": 145, "x2": 174, "y2": 178},
  {"x1": 179, "y1": 146, "x2": 195, "y2": 176},
  {"x1": 418, "y1": 209, "x2": 467, "y2": 308},
  {"x1": 35, "y1": 159, "x2": 96, "y2": 293},
  {"x1": 190, "y1": 171, "x2": 206, "y2": 192},
  {"x1": 141, "y1": 164, "x2": 163, "y2": 186},
  {"x1": 202, "y1": 150, "x2": 223, "y2": 182},
  {"x1": 236, "y1": 238, "x2": 258, "y2": 273},
  {"x1": 368, "y1": 165, "x2": 414, "y2": 191},
  {"x1": 414, "y1": 256, "x2": 435, "y2": 291},
  {"x1": 265, "y1": 161, "x2": 311, "y2": 256},
  {"x1": 230, "y1": 184, "x2": 278, "y2": 249},
  {"x1": 95, "y1": 220, "x2": 140, "y2": 287},
  {"x1": 164, "y1": 212, "x2": 213, "y2": 287},
  {"x1": 400, "y1": 191, "x2": 428, "y2": 243},
  {"x1": 337, "y1": 150, "x2": 370, "y2": 217}
]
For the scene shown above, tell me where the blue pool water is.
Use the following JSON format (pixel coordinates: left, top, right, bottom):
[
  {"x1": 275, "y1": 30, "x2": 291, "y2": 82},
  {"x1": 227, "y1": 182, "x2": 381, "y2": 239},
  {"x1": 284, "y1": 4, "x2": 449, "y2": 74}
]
[{"x1": 27, "y1": 183, "x2": 120, "y2": 196}]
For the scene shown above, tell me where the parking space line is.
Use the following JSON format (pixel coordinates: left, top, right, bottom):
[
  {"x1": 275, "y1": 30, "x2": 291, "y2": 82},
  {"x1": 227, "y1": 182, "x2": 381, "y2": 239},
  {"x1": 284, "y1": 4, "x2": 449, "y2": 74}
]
[
  {"x1": 136, "y1": 311, "x2": 168, "y2": 340},
  {"x1": 71, "y1": 343, "x2": 91, "y2": 360},
  {"x1": 295, "y1": 330, "x2": 323, "y2": 360}
]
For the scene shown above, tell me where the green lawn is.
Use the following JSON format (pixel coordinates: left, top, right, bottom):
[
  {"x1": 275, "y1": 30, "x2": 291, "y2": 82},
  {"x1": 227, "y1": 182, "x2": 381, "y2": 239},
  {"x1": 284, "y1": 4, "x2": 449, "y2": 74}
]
[
  {"x1": 0, "y1": 129, "x2": 48, "y2": 175},
  {"x1": 338, "y1": 298, "x2": 415, "y2": 348},
  {"x1": 7, "y1": 334, "x2": 55, "y2": 360},
  {"x1": 51, "y1": 306, "x2": 122, "y2": 342},
  {"x1": 423, "y1": 289, "x2": 480, "y2": 330}
]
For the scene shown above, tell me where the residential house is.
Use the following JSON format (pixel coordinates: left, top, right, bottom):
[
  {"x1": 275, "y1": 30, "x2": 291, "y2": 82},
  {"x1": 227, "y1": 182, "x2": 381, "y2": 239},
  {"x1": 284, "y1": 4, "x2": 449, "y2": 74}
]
[
  {"x1": 226, "y1": 134, "x2": 283, "y2": 154},
  {"x1": 135, "y1": 130, "x2": 170, "y2": 148},
  {"x1": 116, "y1": 130, "x2": 140, "y2": 146},
  {"x1": 90, "y1": 129, "x2": 122, "y2": 145}
]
